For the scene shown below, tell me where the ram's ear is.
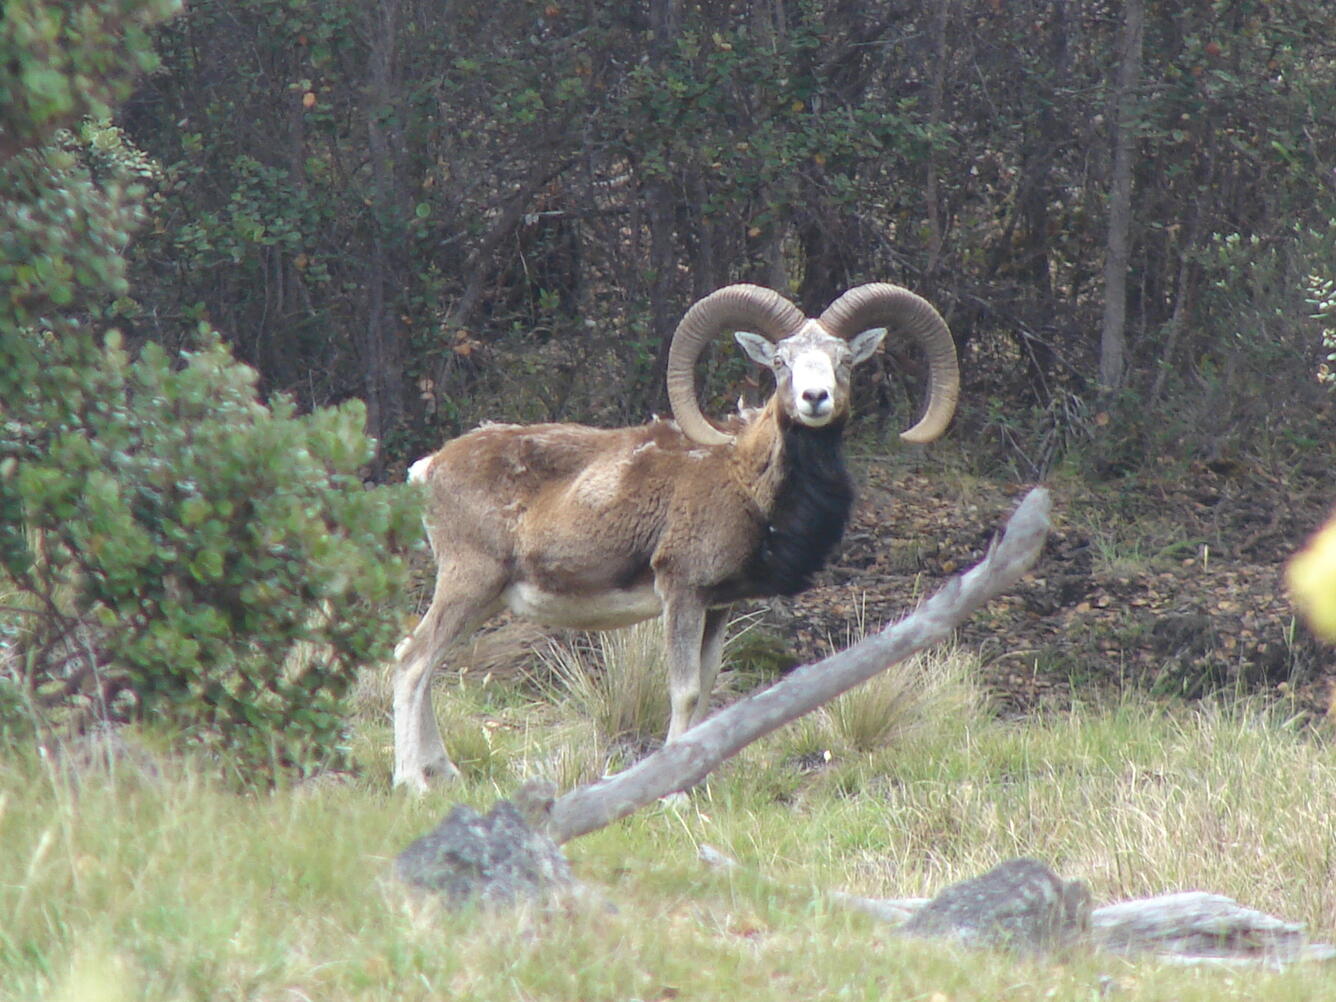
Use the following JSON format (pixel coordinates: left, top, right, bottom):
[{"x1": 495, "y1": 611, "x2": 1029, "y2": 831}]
[
  {"x1": 848, "y1": 327, "x2": 887, "y2": 365},
  {"x1": 734, "y1": 331, "x2": 776, "y2": 367}
]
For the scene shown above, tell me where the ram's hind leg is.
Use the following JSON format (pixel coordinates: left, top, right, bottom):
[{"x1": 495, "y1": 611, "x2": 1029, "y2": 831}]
[{"x1": 392, "y1": 559, "x2": 503, "y2": 792}]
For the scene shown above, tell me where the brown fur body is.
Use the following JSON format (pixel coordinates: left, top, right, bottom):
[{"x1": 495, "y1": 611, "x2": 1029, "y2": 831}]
[{"x1": 417, "y1": 401, "x2": 799, "y2": 627}]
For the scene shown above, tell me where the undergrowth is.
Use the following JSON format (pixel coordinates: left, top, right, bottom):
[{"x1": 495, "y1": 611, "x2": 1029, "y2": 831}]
[{"x1": 5, "y1": 636, "x2": 1336, "y2": 1000}]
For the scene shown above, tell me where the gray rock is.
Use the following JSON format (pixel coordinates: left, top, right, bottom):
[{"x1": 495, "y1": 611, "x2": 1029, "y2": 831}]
[
  {"x1": 396, "y1": 795, "x2": 575, "y2": 909},
  {"x1": 902, "y1": 857, "x2": 1092, "y2": 953}
]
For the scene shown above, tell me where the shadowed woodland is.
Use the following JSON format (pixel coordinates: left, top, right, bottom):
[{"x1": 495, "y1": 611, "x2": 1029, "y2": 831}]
[
  {"x1": 3, "y1": 0, "x2": 1336, "y2": 765},
  {"x1": 116, "y1": 0, "x2": 1335, "y2": 474},
  {"x1": 8, "y1": 3, "x2": 1336, "y2": 998},
  {"x1": 121, "y1": 0, "x2": 1336, "y2": 705}
]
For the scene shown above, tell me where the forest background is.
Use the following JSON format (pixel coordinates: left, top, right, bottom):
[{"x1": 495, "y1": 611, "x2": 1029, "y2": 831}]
[
  {"x1": 8, "y1": 5, "x2": 1336, "y2": 998},
  {"x1": 3, "y1": 0, "x2": 1336, "y2": 770},
  {"x1": 115, "y1": 0, "x2": 1336, "y2": 477}
]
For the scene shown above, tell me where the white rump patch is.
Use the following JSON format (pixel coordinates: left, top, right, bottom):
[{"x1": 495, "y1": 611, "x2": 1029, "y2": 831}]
[{"x1": 407, "y1": 456, "x2": 434, "y2": 483}]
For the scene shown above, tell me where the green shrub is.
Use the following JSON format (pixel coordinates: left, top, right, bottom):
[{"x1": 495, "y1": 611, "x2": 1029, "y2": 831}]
[
  {"x1": 0, "y1": 329, "x2": 421, "y2": 779},
  {"x1": 1, "y1": 30, "x2": 422, "y2": 777},
  {"x1": 1, "y1": 0, "x2": 181, "y2": 163}
]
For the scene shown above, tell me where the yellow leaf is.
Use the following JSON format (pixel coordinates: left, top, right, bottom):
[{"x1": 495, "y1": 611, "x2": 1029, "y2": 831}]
[{"x1": 1288, "y1": 513, "x2": 1336, "y2": 641}]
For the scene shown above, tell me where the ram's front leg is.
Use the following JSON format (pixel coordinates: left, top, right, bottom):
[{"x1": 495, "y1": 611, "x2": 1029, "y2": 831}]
[
  {"x1": 392, "y1": 639, "x2": 458, "y2": 793},
  {"x1": 662, "y1": 591, "x2": 709, "y2": 742},
  {"x1": 690, "y1": 605, "x2": 731, "y2": 729}
]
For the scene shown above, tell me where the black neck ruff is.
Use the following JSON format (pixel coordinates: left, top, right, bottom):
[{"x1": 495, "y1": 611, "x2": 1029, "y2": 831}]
[{"x1": 747, "y1": 423, "x2": 855, "y2": 597}]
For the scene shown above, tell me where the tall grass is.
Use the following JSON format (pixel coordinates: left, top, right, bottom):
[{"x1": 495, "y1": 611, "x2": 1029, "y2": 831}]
[
  {"x1": 535, "y1": 621, "x2": 672, "y2": 750},
  {"x1": 824, "y1": 644, "x2": 985, "y2": 754},
  {"x1": 6, "y1": 635, "x2": 1336, "y2": 999}
]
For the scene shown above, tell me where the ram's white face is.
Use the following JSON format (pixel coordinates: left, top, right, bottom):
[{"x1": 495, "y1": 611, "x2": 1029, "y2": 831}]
[{"x1": 735, "y1": 321, "x2": 887, "y2": 428}]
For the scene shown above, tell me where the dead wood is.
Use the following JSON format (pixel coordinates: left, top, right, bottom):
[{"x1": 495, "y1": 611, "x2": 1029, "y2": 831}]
[
  {"x1": 703, "y1": 847, "x2": 1336, "y2": 967},
  {"x1": 546, "y1": 487, "x2": 1053, "y2": 844}
]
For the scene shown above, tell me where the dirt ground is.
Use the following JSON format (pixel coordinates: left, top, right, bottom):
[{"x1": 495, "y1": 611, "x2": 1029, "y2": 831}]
[
  {"x1": 440, "y1": 450, "x2": 1336, "y2": 725},
  {"x1": 771, "y1": 457, "x2": 1336, "y2": 720}
]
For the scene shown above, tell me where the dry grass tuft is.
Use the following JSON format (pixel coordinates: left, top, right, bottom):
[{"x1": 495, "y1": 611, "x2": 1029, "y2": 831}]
[
  {"x1": 825, "y1": 644, "x2": 986, "y2": 753},
  {"x1": 534, "y1": 620, "x2": 671, "y2": 750}
]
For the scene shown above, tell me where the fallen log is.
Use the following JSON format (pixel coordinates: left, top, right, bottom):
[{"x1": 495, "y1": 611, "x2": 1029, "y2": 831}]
[
  {"x1": 546, "y1": 487, "x2": 1052, "y2": 844},
  {"x1": 397, "y1": 489, "x2": 1053, "y2": 906},
  {"x1": 703, "y1": 849, "x2": 1336, "y2": 967}
]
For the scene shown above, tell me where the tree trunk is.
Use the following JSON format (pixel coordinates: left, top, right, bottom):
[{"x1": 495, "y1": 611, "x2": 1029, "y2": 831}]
[
  {"x1": 363, "y1": 0, "x2": 407, "y2": 471},
  {"x1": 1099, "y1": 0, "x2": 1144, "y2": 392},
  {"x1": 642, "y1": 0, "x2": 681, "y2": 418},
  {"x1": 643, "y1": 178, "x2": 677, "y2": 418},
  {"x1": 924, "y1": 0, "x2": 951, "y2": 284}
]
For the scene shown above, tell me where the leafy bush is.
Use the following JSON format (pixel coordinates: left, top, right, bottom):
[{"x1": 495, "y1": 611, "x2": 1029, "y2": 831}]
[
  {"x1": 1, "y1": 0, "x2": 181, "y2": 163},
  {"x1": 1, "y1": 5, "x2": 421, "y2": 778},
  {"x1": 1306, "y1": 267, "x2": 1336, "y2": 388},
  {"x1": 0, "y1": 329, "x2": 421, "y2": 778}
]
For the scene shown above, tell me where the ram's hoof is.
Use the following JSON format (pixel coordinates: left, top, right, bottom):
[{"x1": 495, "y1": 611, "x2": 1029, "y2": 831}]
[{"x1": 394, "y1": 756, "x2": 461, "y2": 794}]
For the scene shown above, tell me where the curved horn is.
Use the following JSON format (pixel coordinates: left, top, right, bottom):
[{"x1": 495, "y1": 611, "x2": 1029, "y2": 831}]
[
  {"x1": 666, "y1": 284, "x2": 807, "y2": 446},
  {"x1": 818, "y1": 283, "x2": 959, "y2": 443}
]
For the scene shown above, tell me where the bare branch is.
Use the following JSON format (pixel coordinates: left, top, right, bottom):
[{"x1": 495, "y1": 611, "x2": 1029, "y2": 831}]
[{"x1": 547, "y1": 487, "x2": 1052, "y2": 844}]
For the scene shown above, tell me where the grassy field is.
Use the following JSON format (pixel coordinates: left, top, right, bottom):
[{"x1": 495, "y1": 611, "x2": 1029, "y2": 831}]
[{"x1": 5, "y1": 636, "x2": 1336, "y2": 1001}]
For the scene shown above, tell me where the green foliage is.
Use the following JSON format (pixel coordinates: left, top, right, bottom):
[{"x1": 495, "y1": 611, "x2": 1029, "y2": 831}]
[
  {"x1": 622, "y1": 21, "x2": 928, "y2": 223},
  {"x1": 0, "y1": 0, "x2": 422, "y2": 781},
  {"x1": 117, "y1": 0, "x2": 1336, "y2": 475},
  {"x1": 0, "y1": 0, "x2": 181, "y2": 163},
  {"x1": 0, "y1": 127, "x2": 146, "y2": 349},
  {"x1": 0, "y1": 329, "x2": 422, "y2": 778},
  {"x1": 1306, "y1": 267, "x2": 1336, "y2": 388}
]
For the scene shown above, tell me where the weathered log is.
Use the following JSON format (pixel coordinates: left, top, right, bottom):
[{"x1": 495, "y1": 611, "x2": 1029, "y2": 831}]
[
  {"x1": 396, "y1": 490, "x2": 1051, "y2": 907},
  {"x1": 704, "y1": 847, "x2": 1336, "y2": 966},
  {"x1": 545, "y1": 487, "x2": 1053, "y2": 844},
  {"x1": 1090, "y1": 892, "x2": 1336, "y2": 966}
]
